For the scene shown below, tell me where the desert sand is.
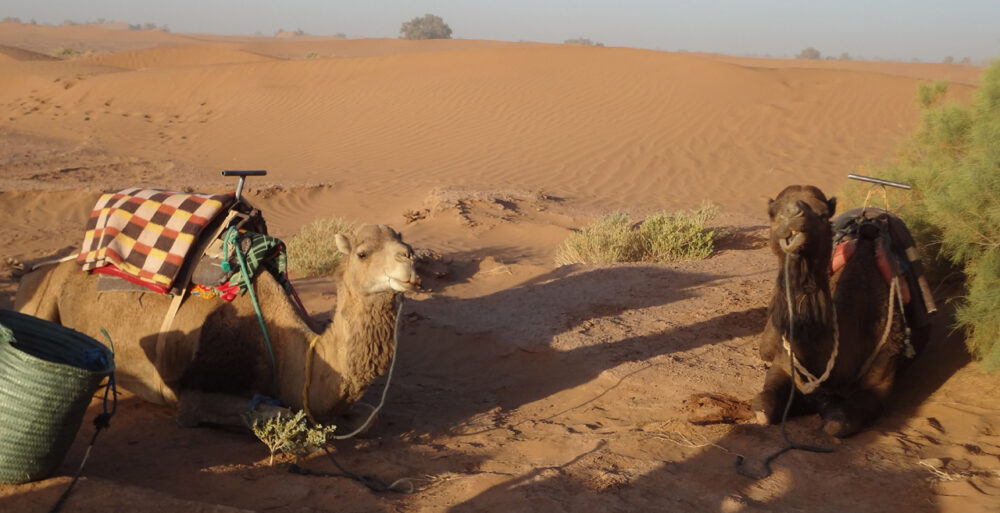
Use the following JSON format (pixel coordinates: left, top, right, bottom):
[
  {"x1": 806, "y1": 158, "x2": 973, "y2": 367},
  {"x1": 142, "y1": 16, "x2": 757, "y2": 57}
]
[{"x1": 0, "y1": 22, "x2": 997, "y2": 512}]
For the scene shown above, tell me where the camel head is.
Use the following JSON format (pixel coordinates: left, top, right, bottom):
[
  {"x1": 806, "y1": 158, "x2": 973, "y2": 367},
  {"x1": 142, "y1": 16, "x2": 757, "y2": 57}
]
[
  {"x1": 767, "y1": 185, "x2": 836, "y2": 259},
  {"x1": 335, "y1": 224, "x2": 418, "y2": 294}
]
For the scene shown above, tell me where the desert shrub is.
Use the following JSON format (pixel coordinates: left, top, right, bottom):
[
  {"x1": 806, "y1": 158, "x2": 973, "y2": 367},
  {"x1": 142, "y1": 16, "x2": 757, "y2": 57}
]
[
  {"x1": 399, "y1": 14, "x2": 452, "y2": 40},
  {"x1": 247, "y1": 410, "x2": 337, "y2": 465},
  {"x1": 841, "y1": 60, "x2": 1000, "y2": 369},
  {"x1": 54, "y1": 48, "x2": 81, "y2": 57},
  {"x1": 555, "y1": 205, "x2": 719, "y2": 265},
  {"x1": 555, "y1": 211, "x2": 641, "y2": 265},
  {"x1": 304, "y1": 51, "x2": 321, "y2": 59},
  {"x1": 288, "y1": 217, "x2": 355, "y2": 277},
  {"x1": 797, "y1": 47, "x2": 821, "y2": 60},
  {"x1": 564, "y1": 38, "x2": 604, "y2": 47},
  {"x1": 917, "y1": 80, "x2": 951, "y2": 108},
  {"x1": 639, "y1": 203, "x2": 719, "y2": 262}
]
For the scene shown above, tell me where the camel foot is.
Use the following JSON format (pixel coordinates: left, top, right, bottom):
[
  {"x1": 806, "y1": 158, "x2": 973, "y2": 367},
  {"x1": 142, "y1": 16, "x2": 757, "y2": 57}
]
[
  {"x1": 750, "y1": 392, "x2": 781, "y2": 425},
  {"x1": 821, "y1": 407, "x2": 857, "y2": 438}
]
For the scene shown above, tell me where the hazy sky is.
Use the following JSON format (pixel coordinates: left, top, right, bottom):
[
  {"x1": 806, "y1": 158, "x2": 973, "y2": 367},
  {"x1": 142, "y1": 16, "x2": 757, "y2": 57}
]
[{"x1": 3, "y1": 0, "x2": 998, "y2": 61}]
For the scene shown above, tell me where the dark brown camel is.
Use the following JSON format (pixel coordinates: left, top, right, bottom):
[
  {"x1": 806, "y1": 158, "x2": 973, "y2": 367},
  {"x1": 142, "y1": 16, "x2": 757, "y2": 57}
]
[{"x1": 752, "y1": 185, "x2": 928, "y2": 438}]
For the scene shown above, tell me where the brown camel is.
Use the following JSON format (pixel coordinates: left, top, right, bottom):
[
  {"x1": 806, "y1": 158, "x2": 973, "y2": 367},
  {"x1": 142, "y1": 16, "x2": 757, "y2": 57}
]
[
  {"x1": 753, "y1": 185, "x2": 927, "y2": 438},
  {"x1": 15, "y1": 224, "x2": 417, "y2": 428}
]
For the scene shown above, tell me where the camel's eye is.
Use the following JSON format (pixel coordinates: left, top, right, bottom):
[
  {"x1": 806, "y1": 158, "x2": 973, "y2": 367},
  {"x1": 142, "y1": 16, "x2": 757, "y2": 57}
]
[{"x1": 356, "y1": 251, "x2": 367, "y2": 260}]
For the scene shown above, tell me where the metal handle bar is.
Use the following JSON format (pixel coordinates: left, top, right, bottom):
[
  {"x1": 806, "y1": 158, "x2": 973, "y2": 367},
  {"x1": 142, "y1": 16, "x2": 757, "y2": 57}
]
[
  {"x1": 847, "y1": 174, "x2": 911, "y2": 190},
  {"x1": 221, "y1": 170, "x2": 267, "y2": 202}
]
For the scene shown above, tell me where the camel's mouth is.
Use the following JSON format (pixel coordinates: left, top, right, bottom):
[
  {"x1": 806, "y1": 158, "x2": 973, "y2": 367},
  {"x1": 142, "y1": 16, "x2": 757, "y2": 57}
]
[
  {"x1": 778, "y1": 230, "x2": 806, "y2": 254},
  {"x1": 388, "y1": 276, "x2": 418, "y2": 292}
]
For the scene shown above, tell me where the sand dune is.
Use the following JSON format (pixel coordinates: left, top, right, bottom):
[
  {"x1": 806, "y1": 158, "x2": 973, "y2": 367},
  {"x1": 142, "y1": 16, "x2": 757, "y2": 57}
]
[
  {"x1": 0, "y1": 21, "x2": 187, "y2": 55},
  {"x1": 2, "y1": 27, "x2": 973, "y2": 217},
  {"x1": 85, "y1": 46, "x2": 274, "y2": 69},
  {"x1": 0, "y1": 45, "x2": 58, "y2": 62}
]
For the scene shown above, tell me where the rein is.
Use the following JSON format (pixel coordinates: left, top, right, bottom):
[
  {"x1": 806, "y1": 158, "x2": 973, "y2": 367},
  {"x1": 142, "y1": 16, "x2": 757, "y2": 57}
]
[
  {"x1": 736, "y1": 254, "x2": 834, "y2": 478},
  {"x1": 782, "y1": 310, "x2": 839, "y2": 394}
]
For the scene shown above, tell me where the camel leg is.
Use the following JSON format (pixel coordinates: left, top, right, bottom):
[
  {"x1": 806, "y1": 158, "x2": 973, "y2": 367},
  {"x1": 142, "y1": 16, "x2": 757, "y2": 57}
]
[
  {"x1": 818, "y1": 387, "x2": 888, "y2": 438},
  {"x1": 758, "y1": 317, "x2": 782, "y2": 362},
  {"x1": 176, "y1": 390, "x2": 288, "y2": 429},
  {"x1": 820, "y1": 371, "x2": 895, "y2": 438},
  {"x1": 752, "y1": 363, "x2": 812, "y2": 424}
]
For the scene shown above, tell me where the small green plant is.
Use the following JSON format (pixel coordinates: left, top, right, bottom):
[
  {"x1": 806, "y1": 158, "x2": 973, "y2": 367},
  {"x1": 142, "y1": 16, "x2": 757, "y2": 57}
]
[
  {"x1": 288, "y1": 217, "x2": 355, "y2": 277},
  {"x1": 247, "y1": 410, "x2": 337, "y2": 465},
  {"x1": 917, "y1": 80, "x2": 950, "y2": 108},
  {"x1": 555, "y1": 211, "x2": 640, "y2": 265},
  {"x1": 639, "y1": 203, "x2": 718, "y2": 262},
  {"x1": 555, "y1": 204, "x2": 719, "y2": 265}
]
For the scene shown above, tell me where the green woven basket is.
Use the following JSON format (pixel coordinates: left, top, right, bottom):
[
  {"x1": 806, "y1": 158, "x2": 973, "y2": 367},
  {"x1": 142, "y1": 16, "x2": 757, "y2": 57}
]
[{"x1": 0, "y1": 309, "x2": 114, "y2": 485}]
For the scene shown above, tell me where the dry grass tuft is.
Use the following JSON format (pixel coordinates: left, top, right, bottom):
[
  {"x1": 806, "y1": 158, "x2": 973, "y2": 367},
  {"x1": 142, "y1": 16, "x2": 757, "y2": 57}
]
[
  {"x1": 555, "y1": 204, "x2": 719, "y2": 266},
  {"x1": 287, "y1": 217, "x2": 354, "y2": 277}
]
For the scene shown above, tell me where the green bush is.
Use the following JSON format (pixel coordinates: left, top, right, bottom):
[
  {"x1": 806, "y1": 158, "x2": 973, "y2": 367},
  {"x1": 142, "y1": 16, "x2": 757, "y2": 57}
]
[
  {"x1": 843, "y1": 60, "x2": 1000, "y2": 369},
  {"x1": 288, "y1": 217, "x2": 355, "y2": 277},
  {"x1": 555, "y1": 204, "x2": 719, "y2": 265},
  {"x1": 555, "y1": 211, "x2": 641, "y2": 265},
  {"x1": 399, "y1": 14, "x2": 452, "y2": 40},
  {"x1": 247, "y1": 410, "x2": 337, "y2": 465},
  {"x1": 797, "y1": 47, "x2": 821, "y2": 60},
  {"x1": 639, "y1": 204, "x2": 718, "y2": 262}
]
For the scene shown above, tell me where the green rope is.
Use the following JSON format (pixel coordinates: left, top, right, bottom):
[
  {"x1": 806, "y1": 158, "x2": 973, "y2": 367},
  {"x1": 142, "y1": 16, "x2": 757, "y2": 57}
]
[{"x1": 227, "y1": 226, "x2": 278, "y2": 393}]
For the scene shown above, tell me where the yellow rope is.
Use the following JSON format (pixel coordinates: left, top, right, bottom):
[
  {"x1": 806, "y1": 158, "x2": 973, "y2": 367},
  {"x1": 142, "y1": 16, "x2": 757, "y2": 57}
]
[
  {"x1": 303, "y1": 335, "x2": 320, "y2": 424},
  {"x1": 861, "y1": 185, "x2": 891, "y2": 213}
]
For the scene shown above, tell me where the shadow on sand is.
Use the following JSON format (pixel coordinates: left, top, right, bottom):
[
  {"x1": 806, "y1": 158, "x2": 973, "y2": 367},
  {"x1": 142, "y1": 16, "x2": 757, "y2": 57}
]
[{"x1": 441, "y1": 296, "x2": 970, "y2": 512}]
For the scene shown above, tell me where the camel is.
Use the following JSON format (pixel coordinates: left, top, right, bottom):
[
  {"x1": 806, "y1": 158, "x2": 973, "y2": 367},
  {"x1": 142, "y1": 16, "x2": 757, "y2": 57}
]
[
  {"x1": 752, "y1": 185, "x2": 927, "y2": 438},
  {"x1": 15, "y1": 224, "x2": 418, "y2": 428}
]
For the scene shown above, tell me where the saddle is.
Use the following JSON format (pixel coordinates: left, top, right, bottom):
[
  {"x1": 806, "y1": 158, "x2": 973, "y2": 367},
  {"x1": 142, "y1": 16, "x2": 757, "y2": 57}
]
[
  {"x1": 77, "y1": 187, "x2": 279, "y2": 297},
  {"x1": 831, "y1": 208, "x2": 936, "y2": 329}
]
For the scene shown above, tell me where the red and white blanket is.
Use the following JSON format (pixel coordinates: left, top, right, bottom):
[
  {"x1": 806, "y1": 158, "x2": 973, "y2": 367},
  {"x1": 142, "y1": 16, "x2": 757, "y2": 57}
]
[{"x1": 77, "y1": 188, "x2": 234, "y2": 291}]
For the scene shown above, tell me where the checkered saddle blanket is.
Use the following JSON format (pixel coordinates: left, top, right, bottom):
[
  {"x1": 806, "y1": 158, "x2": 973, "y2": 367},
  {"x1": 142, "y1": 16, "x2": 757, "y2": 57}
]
[{"x1": 77, "y1": 188, "x2": 235, "y2": 290}]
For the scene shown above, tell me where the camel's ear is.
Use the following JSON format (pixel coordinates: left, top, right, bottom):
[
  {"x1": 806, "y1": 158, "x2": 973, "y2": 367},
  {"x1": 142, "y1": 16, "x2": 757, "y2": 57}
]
[
  {"x1": 825, "y1": 197, "x2": 837, "y2": 218},
  {"x1": 335, "y1": 233, "x2": 352, "y2": 255}
]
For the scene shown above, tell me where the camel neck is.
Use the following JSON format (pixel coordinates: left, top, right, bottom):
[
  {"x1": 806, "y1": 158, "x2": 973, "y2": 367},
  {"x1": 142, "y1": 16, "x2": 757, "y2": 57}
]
[
  {"x1": 305, "y1": 282, "x2": 397, "y2": 414},
  {"x1": 775, "y1": 254, "x2": 836, "y2": 373}
]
